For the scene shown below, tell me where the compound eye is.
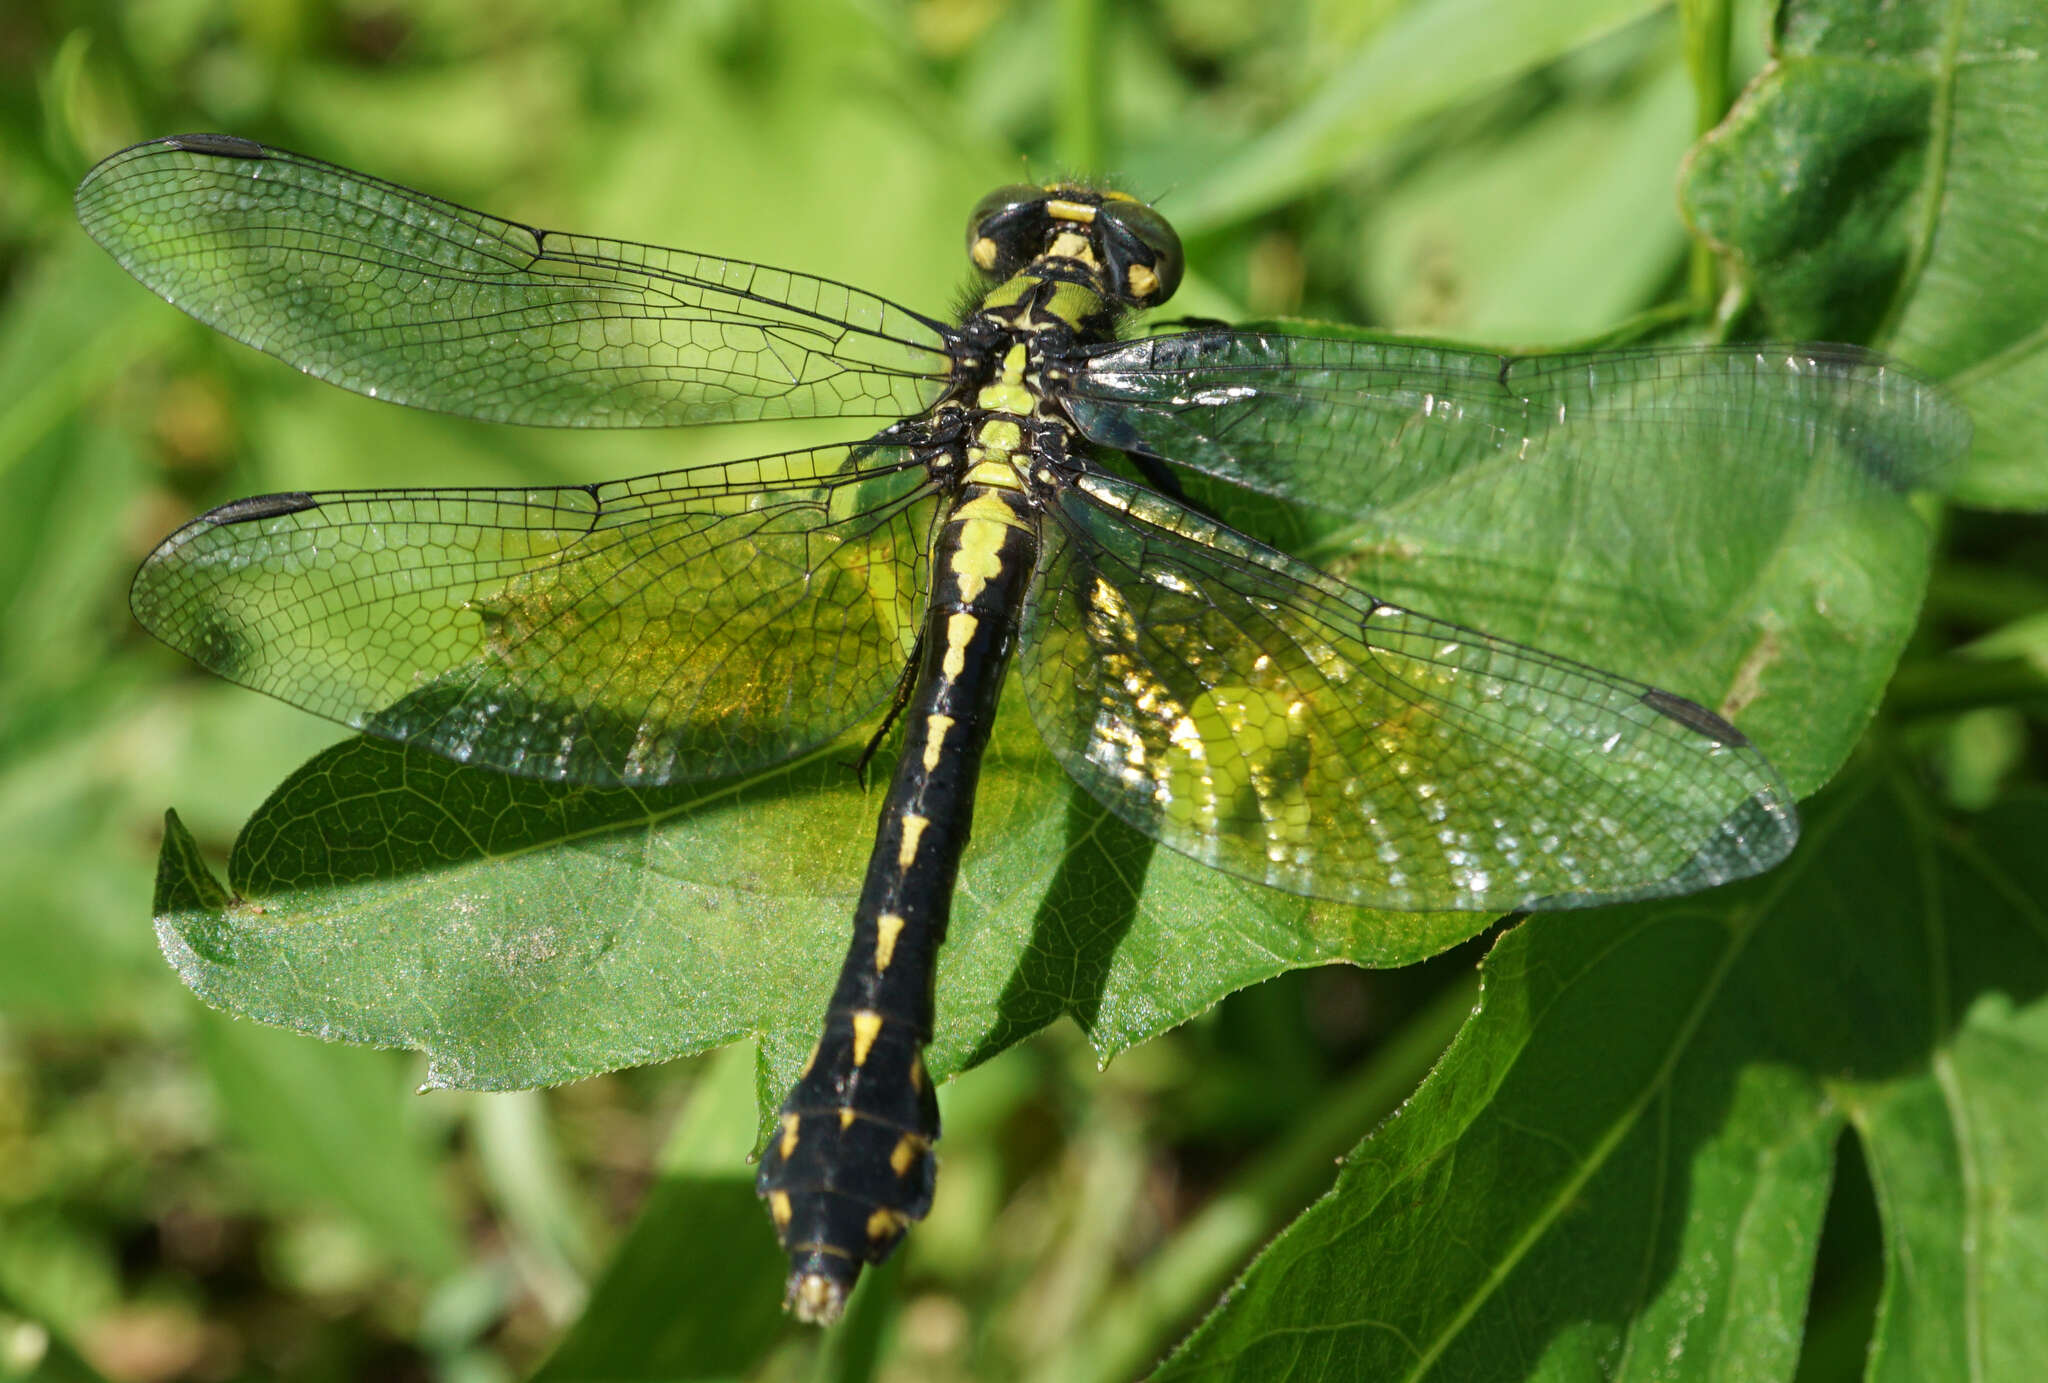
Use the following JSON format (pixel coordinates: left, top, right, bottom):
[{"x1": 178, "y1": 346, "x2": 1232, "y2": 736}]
[
  {"x1": 1096, "y1": 199, "x2": 1184, "y2": 306},
  {"x1": 966, "y1": 184, "x2": 1048, "y2": 279}
]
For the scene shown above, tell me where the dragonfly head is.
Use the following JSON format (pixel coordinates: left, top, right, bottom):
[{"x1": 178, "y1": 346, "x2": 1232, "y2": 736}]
[{"x1": 966, "y1": 183, "x2": 1184, "y2": 309}]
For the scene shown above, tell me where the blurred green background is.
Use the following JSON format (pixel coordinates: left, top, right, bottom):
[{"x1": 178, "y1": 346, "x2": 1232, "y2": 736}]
[{"x1": 2, "y1": 1, "x2": 2042, "y2": 1380}]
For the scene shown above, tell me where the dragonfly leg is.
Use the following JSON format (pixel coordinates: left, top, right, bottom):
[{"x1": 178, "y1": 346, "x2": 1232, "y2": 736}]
[{"x1": 851, "y1": 630, "x2": 927, "y2": 789}]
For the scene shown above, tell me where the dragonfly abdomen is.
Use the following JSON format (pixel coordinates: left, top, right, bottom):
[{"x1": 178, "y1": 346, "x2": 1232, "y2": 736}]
[{"x1": 756, "y1": 480, "x2": 1040, "y2": 1324}]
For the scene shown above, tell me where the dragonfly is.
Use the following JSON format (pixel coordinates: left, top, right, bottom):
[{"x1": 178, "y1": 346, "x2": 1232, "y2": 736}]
[{"x1": 78, "y1": 133, "x2": 1965, "y2": 1324}]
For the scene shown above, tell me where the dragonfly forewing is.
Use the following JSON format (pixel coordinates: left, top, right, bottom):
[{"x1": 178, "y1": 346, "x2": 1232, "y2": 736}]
[{"x1": 76, "y1": 135, "x2": 955, "y2": 429}]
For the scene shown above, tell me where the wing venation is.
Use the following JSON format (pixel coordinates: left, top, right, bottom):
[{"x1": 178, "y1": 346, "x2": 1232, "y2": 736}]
[
  {"x1": 1019, "y1": 471, "x2": 1797, "y2": 911},
  {"x1": 131, "y1": 446, "x2": 938, "y2": 786},
  {"x1": 77, "y1": 136, "x2": 955, "y2": 428}
]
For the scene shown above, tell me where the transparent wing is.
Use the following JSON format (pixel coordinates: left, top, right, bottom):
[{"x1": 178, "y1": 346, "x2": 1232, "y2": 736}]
[
  {"x1": 1019, "y1": 471, "x2": 1796, "y2": 912},
  {"x1": 76, "y1": 134, "x2": 954, "y2": 428},
  {"x1": 131, "y1": 446, "x2": 939, "y2": 786},
  {"x1": 1069, "y1": 333, "x2": 1969, "y2": 521}
]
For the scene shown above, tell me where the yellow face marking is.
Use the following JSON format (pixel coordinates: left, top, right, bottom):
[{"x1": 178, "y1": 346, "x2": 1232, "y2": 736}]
[
  {"x1": 875, "y1": 910, "x2": 907, "y2": 970},
  {"x1": 1045, "y1": 197, "x2": 1097, "y2": 223},
  {"x1": 768, "y1": 1190, "x2": 792, "y2": 1230},
  {"x1": 1127, "y1": 263, "x2": 1161, "y2": 301},
  {"x1": 942, "y1": 611, "x2": 979, "y2": 680},
  {"x1": 851, "y1": 1010, "x2": 883, "y2": 1066},
  {"x1": 866, "y1": 1208, "x2": 909, "y2": 1242},
  {"x1": 779, "y1": 1113, "x2": 801, "y2": 1161},
  {"x1": 896, "y1": 815, "x2": 927, "y2": 871},
  {"x1": 1047, "y1": 228, "x2": 1095, "y2": 259},
  {"x1": 971, "y1": 235, "x2": 1000, "y2": 272},
  {"x1": 923, "y1": 713, "x2": 954, "y2": 771},
  {"x1": 890, "y1": 1133, "x2": 926, "y2": 1176}
]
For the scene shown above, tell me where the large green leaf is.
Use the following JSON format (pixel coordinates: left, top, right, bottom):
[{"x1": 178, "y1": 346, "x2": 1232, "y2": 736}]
[
  {"x1": 152, "y1": 698, "x2": 1479, "y2": 1113},
  {"x1": 1682, "y1": 0, "x2": 2048, "y2": 509},
  {"x1": 1173, "y1": 0, "x2": 1670, "y2": 231},
  {"x1": 531, "y1": 1044, "x2": 788, "y2": 1380},
  {"x1": 145, "y1": 360, "x2": 1954, "y2": 1147},
  {"x1": 155, "y1": 544, "x2": 1933, "y2": 1150},
  {"x1": 1153, "y1": 773, "x2": 2048, "y2": 1380},
  {"x1": 186, "y1": 1009, "x2": 463, "y2": 1277},
  {"x1": 146, "y1": 329, "x2": 1948, "y2": 1121}
]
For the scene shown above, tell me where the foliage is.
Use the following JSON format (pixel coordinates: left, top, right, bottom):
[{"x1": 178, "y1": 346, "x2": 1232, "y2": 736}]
[{"x1": 1, "y1": 0, "x2": 2041, "y2": 1379}]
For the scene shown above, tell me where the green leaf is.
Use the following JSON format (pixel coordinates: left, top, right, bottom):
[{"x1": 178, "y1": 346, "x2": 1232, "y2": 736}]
[
  {"x1": 1358, "y1": 29, "x2": 1696, "y2": 342},
  {"x1": 1175, "y1": 0, "x2": 1671, "y2": 231},
  {"x1": 152, "y1": 707, "x2": 1479, "y2": 1113},
  {"x1": 148, "y1": 320, "x2": 1948, "y2": 1119},
  {"x1": 0, "y1": 1289, "x2": 108, "y2": 1383},
  {"x1": 146, "y1": 347, "x2": 1951, "y2": 1133},
  {"x1": 1150, "y1": 772, "x2": 2048, "y2": 1380},
  {"x1": 532, "y1": 1043, "x2": 788, "y2": 1381},
  {"x1": 186, "y1": 1009, "x2": 464, "y2": 1276},
  {"x1": 1681, "y1": 0, "x2": 2048, "y2": 509},
  {"x1": 153, "y1": 814, "x2": 463, "y2": 1275}
]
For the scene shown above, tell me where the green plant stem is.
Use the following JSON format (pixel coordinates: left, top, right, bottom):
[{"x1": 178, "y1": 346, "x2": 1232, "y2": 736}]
[
  {"x1": 1036, "y1": 969, "x2": 1482, "y2": 1383},
  {"x1": 1928, "y1": 564, "x2": 2048, "y2": 630},
  {"x1": 470, "y1": 1091, "x2": 594, "y2": 1323},
  {"x1": 1678, "y1": 0, "x2": 1732, "y2": 312},
  {"x1": 1884, "y1": 658, "x2": 2048, "y2": 718},
  {"x1": 1056, "y1": 0, "x2": 1104, "y2": 174}
]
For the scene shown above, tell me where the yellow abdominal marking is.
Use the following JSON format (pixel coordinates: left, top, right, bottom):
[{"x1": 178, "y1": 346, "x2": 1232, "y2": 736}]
[
  {"x1": 779, "y1": 1113, "x2": 800, "y2": 1161},
  {"x1": 800, "y1": 1040, "x2": 820, "y2": 1077},
  {"x1": 948, "y1": 527, "x2": 1006, "y2": 604},
  {"x1": 942, "y1": 612, "x2": 979, "y2": 679},
  {"x1": 896, "y1": 815, "x2": 928, "y2": 870},
  {"x1": 890, "y1": 1134, "x2": 926, "y2": 1176},
  {"x1": 867, "y1": 1208, "x2": 909, "y2": 1241},
  {"x1": 875, "y1": 911, "x2": 906, "y2": 971},
  {"x1": 839, "y1": 1108, "x2": 856, "y2": 1131},
  {"x1": 923, "y1": 714, "x2": 954, "y2": 771},
  {"x1": 851, "y1": 1010, "x2": 883, "y2": 1066},
  {"x1": 768, "y1": 1190, "x2": 792, "y2": 1230}
]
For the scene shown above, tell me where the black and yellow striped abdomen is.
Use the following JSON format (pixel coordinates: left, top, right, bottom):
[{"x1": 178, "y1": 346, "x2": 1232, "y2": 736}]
[
  {"x1": 755, "y1": 478, "x2": 1039, "y2": 1323},
  {"x1": 754, "y1": 194, "x2": 1140, "y2": 1323}
]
